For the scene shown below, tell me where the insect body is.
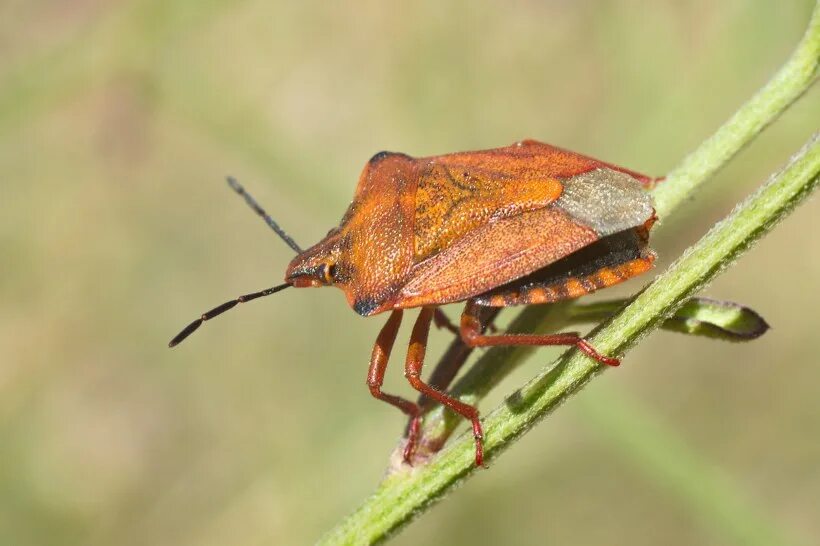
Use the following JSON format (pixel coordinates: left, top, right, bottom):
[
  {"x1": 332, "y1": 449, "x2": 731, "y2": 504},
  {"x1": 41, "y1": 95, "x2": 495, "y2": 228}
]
[{"x1": 170, "y1": 139, "x2": 658, "y2": 467}]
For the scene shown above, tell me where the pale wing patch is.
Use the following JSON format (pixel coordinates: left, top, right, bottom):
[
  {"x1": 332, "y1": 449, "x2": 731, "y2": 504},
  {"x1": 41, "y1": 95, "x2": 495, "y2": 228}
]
[{"x1": 554, "y1": 168, "x2": 654, "y2": 236}]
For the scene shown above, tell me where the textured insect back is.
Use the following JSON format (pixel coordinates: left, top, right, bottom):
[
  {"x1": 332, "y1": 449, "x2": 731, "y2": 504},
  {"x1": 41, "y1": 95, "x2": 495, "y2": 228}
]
[{"x1": 412, "y1": 161, "x2": 563, "y2": 261}]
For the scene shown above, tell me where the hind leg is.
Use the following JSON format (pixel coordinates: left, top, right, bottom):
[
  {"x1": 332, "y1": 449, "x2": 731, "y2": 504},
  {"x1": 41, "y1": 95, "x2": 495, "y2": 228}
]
[{"x1": 460, "y1": 300, "x2": 620, "y2": 366}]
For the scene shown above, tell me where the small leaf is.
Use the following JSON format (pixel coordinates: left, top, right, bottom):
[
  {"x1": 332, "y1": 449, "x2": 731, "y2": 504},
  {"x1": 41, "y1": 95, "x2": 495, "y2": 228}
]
[{"x1": 663, "y1": 297, "x2": 770, "y2": 340}]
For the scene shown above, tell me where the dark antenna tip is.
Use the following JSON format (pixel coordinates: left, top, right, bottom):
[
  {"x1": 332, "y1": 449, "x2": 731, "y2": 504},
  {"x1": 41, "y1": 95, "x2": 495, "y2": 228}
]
[
  {"x1": 168, "y1": 283, "x2": 291, "y2": 347},
  {"x1": 169, "y1": 319, "x2": 202, "y2": 347},
  {"x1": 225, "y1": 176, "x2": 303, "y2": 254}
]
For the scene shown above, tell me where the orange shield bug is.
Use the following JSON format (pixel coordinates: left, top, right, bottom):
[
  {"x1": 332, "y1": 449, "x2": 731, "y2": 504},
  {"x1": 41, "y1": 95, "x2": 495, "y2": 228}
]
[{"x1": 170, "y1": 139, "x2": 659, "y2": 467}]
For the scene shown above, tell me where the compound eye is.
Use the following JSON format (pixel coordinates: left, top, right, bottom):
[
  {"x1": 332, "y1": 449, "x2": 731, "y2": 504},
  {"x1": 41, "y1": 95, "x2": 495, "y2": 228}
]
[{"x1": 321, "y1": 263, "x2": 335, "y2": 284}]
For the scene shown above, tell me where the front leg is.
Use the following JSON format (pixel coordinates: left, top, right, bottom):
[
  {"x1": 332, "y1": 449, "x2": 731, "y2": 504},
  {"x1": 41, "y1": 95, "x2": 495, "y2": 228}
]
[{"x1": 366, "y1": 309, "x2": 422, "y2": 463}]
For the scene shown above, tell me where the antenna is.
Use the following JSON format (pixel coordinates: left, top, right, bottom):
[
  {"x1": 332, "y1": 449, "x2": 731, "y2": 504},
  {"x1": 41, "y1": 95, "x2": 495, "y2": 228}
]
[
  {"x1": 226, "y1": 176, "x2": 303, "y2": 253},
  {"x1": 169, "y1": 283, "x2": 291, "y2": 347}
]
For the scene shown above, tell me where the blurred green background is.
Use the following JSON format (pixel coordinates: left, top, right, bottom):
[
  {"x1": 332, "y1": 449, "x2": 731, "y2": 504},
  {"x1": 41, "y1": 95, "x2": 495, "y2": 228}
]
[{"x1": 1, "y1": 1, "x2": 818, "y2": 545}]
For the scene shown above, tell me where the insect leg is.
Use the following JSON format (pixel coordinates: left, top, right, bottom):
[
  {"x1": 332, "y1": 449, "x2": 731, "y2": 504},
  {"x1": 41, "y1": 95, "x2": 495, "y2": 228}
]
[
  {"x1": 417, "y1": 306, "x2": 501, "y2": 411},
  {"x1": 404, "y1": 307, "x2": 486, "y2": 467},
  {"x1": 433, "y1": 308, "x2": 460, "y2": 335},
  {"x1": 366, "y1": 310, "x2": 423, "y2": 463},
  {"x1": 460, "y1": 300, "x2": 620, "y2": 366},
  {"x1": 432, "y1": 307, "x2": 498, "y2": 337}
]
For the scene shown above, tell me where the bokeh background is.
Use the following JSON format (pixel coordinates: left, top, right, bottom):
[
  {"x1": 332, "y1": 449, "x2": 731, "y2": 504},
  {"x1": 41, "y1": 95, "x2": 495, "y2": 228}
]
[{"x1": 1, "y1": 1, "x2": 818, "y2": 545}]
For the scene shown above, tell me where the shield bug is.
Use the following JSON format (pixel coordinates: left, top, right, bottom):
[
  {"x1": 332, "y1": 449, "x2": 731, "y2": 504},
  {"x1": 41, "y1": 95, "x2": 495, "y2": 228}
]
[{"x1": 170, "y1": 139, "x2": 658, "y2": 467}]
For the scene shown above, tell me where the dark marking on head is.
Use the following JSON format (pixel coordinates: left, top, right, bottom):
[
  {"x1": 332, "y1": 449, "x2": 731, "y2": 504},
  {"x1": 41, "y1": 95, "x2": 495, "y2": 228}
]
[
  {"x1": 353, "y1": 297, "x2": 380, "y2": 316},
  {"x1": 332, "y1": 261, "x2": 353, "y2": 284}
]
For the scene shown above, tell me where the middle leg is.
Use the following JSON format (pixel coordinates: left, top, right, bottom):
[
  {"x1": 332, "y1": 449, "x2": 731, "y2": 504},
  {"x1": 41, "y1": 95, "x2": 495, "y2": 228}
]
[
  {"x1": 418, "y1": 306, "x2": 501, "y2": 411},
  {"x1": 404, "y1": 307, "x2": 486, "y2": 467}
]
